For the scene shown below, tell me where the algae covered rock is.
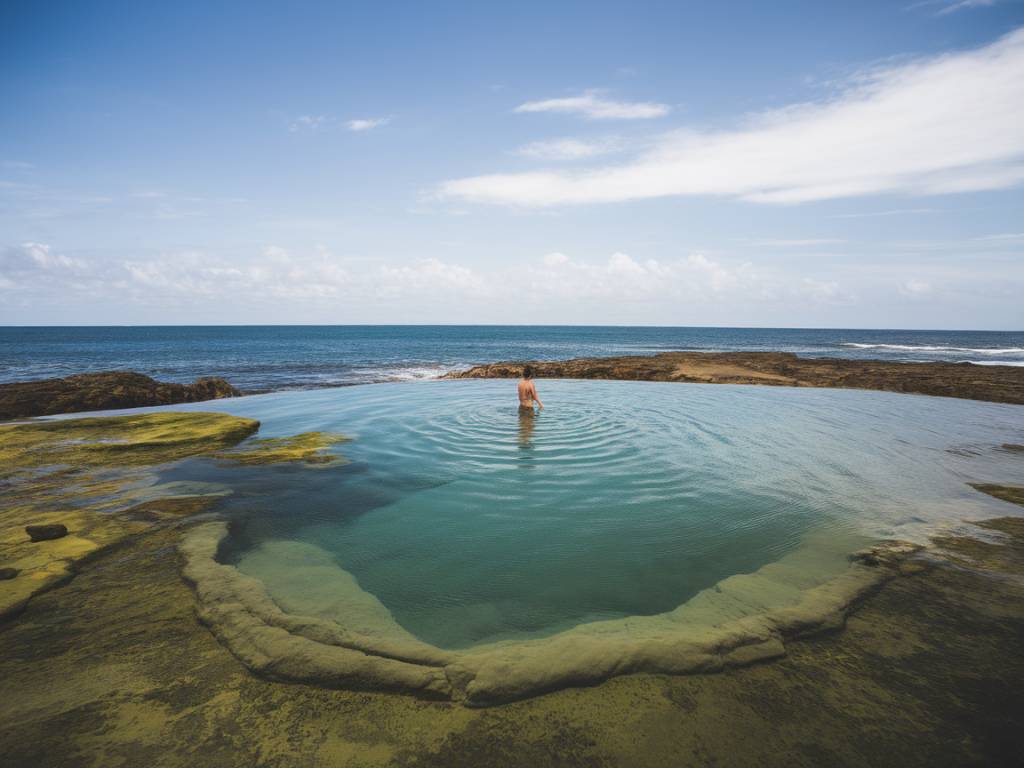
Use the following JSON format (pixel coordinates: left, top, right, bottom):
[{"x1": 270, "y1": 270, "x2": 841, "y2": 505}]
[
  {"x1": 969, "y1": 483, "x2": 1024, "y2": 507},
  {"x1": 214, "y1": 431, "x2": 350, "y2": 466},
  {"x1": 0, "y1": 370, "x2": 241, "y2": 420},
  {"x1": 0, "y1": 411, "x2": 259, "y2": 620},
  {"x1": 0, "y1": 411, "x2": 260, "y2": 469}
]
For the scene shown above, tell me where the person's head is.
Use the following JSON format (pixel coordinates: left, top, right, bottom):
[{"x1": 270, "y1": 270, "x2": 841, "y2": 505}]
[{"x1": 522, "y1": 365, "x2": 534, "y2": 380}]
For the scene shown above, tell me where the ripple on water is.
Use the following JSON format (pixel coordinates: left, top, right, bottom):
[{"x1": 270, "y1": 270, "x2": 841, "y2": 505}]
[{"x1": 196, "y1": 380, "x2": 1024, "y2": 650}]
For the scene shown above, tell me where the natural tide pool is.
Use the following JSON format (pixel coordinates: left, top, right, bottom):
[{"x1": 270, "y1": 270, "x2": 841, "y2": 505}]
[{"x1": 156, "y1": 380, "x2": 1024, "y2": 655}]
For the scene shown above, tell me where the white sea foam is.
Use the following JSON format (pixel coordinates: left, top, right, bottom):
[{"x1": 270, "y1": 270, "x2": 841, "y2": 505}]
[
  {"x1": 962, "y1": 360, "x2": 1024, "y2": 367},
  {"x1": 384, "y1": 365, "x2": 457, "y2": 381},
  {"x1": 842, "y1": 343, "x2": 1024, "y2": 354}
]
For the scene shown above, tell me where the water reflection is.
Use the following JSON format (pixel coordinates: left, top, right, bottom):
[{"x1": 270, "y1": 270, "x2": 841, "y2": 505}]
[{"x1": 518, "y1": 406, "x2": 537, "y2": 452}]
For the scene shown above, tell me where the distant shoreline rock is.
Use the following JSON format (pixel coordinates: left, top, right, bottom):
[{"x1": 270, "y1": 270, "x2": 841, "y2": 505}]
[
  {"x1": 446, "y1": 351, "x2": 1024, "y2": 405},
  {"x1": 0, "y1": 371, "x2": 242, "y2": 420}
]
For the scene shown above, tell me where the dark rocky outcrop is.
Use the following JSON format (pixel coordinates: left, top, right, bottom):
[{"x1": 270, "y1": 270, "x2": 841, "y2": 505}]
[
  {"x1": 0, "y1": 371, "x2": 241, "y2": 420},
  {"x1": 26, "y1": 524, "x2": 68, "y2": 542},
  {"x1": 447, "y1": 352, "x2": 1024, "y2": 405},
  {"x1": 0, "y1": 568, "x2": 19, "y2": 580}
]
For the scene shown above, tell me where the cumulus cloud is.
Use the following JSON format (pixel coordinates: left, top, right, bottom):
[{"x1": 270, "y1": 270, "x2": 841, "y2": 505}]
[
  {"x1": 2, "y1": 242, "x2": 860, "y2": 312},
  {"x1": 346, "y1": 117, "x2": 390, "y2": 132},
  {"x1": 123, "y1": 246, "x2": 352, "y2": 299},
  {"x1": 525, "y1": 250, "x2": 850, "y2": 304},
  {"x1": 515, "y1": 137, "x2": 624, "y2": 161},
  {"x1": 441, "y1": 29, "x2": 1024, "y2": 207},
  {"x1": 376, "y1": 258, "x2": 490, "y2": 298},
  {"x1": 0, "y1": 242, "x2": 86, "y2": 281},
  {"x1": 514, "y1": 89, "x2": 670, "y2": 120}
]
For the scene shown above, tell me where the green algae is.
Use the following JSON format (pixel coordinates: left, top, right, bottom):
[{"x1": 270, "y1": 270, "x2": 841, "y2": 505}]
[
  {"x1": 0, "y1": 412, "x2": 259, "y2": 621},
  {"x1": 970, "y1": 483, "x2": 1024, "y2": 507},
  {"x1": 213, "y1": 431, "x2": 349, "y2": 466},
  {"x1": 0, "y1": 412, "x2": 260, "y2": 470}
]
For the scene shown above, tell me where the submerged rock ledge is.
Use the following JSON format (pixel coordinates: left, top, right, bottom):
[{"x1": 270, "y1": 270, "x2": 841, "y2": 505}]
[
  {"x1": 446, "y1": 352, "x2": 1024, "y2": 404},
  {"x1": 180, "y1": 521, "x2": 920, "y2": 706}
]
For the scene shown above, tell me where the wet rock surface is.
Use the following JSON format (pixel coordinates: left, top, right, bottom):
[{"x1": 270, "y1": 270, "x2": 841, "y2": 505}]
[
  {"x1": 25, "y1": 524, "x2": 68, "y2": 542},
  {"x1": 448, "y1": 352, "x2": 1024, "y2": 404},
  {"x1": 0, "y1": 411, "x2": 259, "y2": 620},
  {"x1": 0, "y1": 371, "x2": 241, "y2": 420},
  {"x1": 1, "y1": 518, "x2": 1022, "y2": 767}
]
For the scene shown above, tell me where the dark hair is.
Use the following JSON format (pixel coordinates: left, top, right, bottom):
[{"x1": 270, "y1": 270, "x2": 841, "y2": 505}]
[{"x1": 522, "y1": 365, "x2": 534, "y2": 379}]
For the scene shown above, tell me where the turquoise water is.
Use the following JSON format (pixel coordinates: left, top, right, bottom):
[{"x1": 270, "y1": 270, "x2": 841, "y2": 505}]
[{"x1": 158, "y1": 380, "x2": 1024, "y2": 649}]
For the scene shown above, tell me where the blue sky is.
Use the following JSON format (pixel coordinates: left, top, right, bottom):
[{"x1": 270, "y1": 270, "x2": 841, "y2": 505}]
[{"x1": 2, "y1": 0, "x2": 1023, "y2": 328}]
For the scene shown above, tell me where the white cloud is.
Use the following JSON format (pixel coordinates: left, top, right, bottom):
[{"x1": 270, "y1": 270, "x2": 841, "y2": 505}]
[
  {"x1": 527, "y1": 251, "x2": 757, "y2": 301},
  {"x1": 514, "y1": 89, "x2": 670, "y2": 120},
  {"x1": 346, "y1": 117, "x2": 390, "y2": 132},
  {"x1": 0, "y1": 242, "x2": 85, "y2": 282},
  {"x1": 376, "y1": 257, "x2": 489, "y2": 298},
  {"x1": 830, "y1": 208, "x2": 933, "y2": 218},
  {"x1": 515, "y1": 137, "x2": 624, "y2": 161},
  {"x1": 122, "y1": 246, "x2": 351, "y2": 299},
  {"x1": 442, "y1": 29, "x2": 1024, "y2": 207},
  {"x1": 289, "y1": 115, "x2": 331, "y2": 133},
  {"x1": 917, "y1": 0, "x2": 997, "y2": 15}
]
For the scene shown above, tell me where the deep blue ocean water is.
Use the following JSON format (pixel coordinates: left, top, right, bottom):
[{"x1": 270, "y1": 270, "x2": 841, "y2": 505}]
[{"x1": 1, "y1": 325, "x2": 1022, "y2": 391}]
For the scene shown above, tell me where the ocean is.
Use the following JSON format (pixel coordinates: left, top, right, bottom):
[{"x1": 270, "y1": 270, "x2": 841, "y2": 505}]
[{"x1": 1, "y1": 325, "x2": 1022, "y2": 392}]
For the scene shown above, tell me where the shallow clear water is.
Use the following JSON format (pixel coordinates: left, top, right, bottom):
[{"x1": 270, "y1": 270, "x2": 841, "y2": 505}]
[{"x1": 145, "y1": 380, "x2": 1024, "y2": 649}]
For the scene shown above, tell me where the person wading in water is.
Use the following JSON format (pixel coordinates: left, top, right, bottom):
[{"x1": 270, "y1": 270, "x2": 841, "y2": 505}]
[{"x1": 518, "y1": 365, "x2": 543, "y2": 412}]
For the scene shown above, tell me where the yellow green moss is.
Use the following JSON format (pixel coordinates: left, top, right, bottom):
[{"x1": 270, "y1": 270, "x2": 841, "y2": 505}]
[
  {"x1": 0, "y1": 412, "x2": 259, "y2": 620},
  {"x1": 0, "y1": 411, "x2": 260, "y2": 471},
  {"x1": 213, "y1": 431, "x2": 349, "y2": 466}
]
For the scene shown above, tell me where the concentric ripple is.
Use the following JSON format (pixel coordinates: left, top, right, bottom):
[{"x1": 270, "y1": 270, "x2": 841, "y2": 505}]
[{"x1": 165, "y1": 379, "x2": 1024, "y2": 650}]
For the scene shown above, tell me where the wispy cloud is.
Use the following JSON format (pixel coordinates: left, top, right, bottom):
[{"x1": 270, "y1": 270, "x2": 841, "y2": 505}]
[
  {"x1": 288, "y1": 115, "x2": 331, "y2": 133},
  {"x1": 910, "y1": 0, "x2": 997, "y2": 16},
  {"x1": 515, "y1": 137, "x2": 625, "y2": 161},
  {"x1": 514, "y1": 89, "x2": 670, "y2": 120},
  {"x1": 441, "y1": 29, "x2": 1024, "y2": 207},
  {"x1": 830, "y1": 208, "x2": 934, "y2": 218},
  {"x1": 346, "y1": 117, "x2": 391, "y2": 132},
  {"x1": 749, "y1": 238, "x2": 845, "y2": 247},
  {"x1": 974, "y1": 232, "x2": 1024, "y2": 241}
]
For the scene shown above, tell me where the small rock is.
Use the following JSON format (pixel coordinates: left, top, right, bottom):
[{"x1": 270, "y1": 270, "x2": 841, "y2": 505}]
[
  {"x1": 0, "y1": 567, "x2": 19, "y2": 580},
  {"x1": 26, "y1": 524, "x2": 68, "y2": 542}
]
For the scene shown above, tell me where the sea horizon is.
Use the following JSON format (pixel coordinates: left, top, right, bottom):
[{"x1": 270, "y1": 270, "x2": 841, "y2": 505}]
[{"x1": 3, "y1": 324, "x2": 1023, "y2": 391}]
